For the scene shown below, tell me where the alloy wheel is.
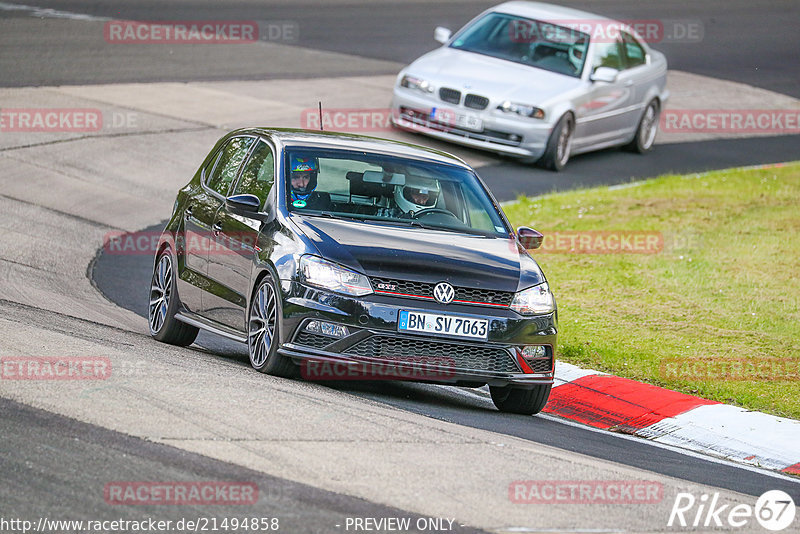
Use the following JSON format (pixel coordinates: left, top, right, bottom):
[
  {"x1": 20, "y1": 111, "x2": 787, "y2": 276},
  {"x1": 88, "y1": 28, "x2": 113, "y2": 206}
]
[
  {"x1": 248, "y1": 281, "x2": 277, "y2": 367},
  {"x1": 149, "y1": 254, "x2": 172, "y2": 334}
]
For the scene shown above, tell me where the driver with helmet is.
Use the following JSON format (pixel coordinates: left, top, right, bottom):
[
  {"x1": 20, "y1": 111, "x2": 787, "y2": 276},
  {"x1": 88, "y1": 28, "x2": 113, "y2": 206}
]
[
  {"x1": 289, "y1": 155, "x2": 332, "y2": 211},
  {"x1": 393, "y1": 176, "x2": 440, "y2": 217}
]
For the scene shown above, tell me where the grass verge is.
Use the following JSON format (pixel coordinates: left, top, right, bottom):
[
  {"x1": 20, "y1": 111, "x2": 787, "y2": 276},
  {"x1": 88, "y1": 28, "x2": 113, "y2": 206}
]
[{"x1": 503, "y1": 162, "x2": 800, "y2": 419}]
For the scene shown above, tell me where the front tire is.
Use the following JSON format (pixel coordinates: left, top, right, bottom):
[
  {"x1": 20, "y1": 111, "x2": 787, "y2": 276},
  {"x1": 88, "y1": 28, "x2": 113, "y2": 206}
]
[
  {"x1": 625, "y1": 99, "x2": 659, "y2": 153},
  {"x1": 149, "y1": 248, "x2": 199, "y2": 346},
  {"x1": 247, "y1": 274, "x2": 295, "y2": 377},
  {"x1": 538, "y1": 113, "x2": 574, "y2": 172},
  {"x1": 490, "y1": 384, "x2": 552, "y2": 415}
]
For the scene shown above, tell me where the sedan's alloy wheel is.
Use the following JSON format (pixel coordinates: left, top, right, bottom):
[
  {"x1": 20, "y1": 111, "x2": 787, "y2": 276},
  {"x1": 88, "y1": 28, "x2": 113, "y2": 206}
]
[{"x1": 639, "y1": 101, "x2": 658, "y2": 150}]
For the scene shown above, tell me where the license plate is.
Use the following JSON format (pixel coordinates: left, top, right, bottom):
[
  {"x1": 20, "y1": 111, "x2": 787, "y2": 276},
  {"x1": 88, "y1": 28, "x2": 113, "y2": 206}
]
[
  {"x1": 431, "y1": 107, "x2": 483, "y2": 132},
  {"x1": 398, "y1": 310, "x2": 488, "y2": 340}
]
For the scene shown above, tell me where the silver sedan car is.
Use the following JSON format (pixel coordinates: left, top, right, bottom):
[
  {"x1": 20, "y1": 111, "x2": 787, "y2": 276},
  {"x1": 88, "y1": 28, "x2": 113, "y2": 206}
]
[{"x1": 391, "y1": 1, "x2": 669, "y2": 171}]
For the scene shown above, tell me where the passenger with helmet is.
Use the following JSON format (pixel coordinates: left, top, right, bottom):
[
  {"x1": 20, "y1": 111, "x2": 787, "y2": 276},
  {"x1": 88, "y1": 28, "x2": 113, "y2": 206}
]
[
  {"x1": 288, "y1": 155, "x2": 332, "y2": 211},
  {"x1": 393, "y1": 176, "x2": 441, "y2": 217}
]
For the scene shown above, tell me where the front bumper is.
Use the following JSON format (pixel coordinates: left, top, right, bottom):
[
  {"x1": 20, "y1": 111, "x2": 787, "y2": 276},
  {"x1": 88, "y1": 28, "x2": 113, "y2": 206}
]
[
  {"x1": 391, "y1": 88, "x2": 554, "y2": 160},
  {"x1": 278, "y1": 281, "x2": 557, "y2": 387}
]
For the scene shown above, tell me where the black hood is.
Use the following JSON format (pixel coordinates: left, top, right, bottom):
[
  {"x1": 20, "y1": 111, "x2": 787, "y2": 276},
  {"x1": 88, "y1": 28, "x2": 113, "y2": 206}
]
[{"x1": 291, "y1": 216, "x2": 544, "y2": 292}]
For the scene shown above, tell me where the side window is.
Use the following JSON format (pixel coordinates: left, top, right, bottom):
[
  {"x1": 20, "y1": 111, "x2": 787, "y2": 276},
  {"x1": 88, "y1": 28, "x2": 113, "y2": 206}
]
[
  {"x1": 622, "y1": 32, "x2": 646, "y2": 68},
  {"x1": 233, "y1": 140, "x2": 274, "y2": 207},
  {"x1": 206, "y1": 137, "x2": 255, "y2": 197},
  {"x1": 591, "y1": 40, "x2": 623, "y2": 72}
]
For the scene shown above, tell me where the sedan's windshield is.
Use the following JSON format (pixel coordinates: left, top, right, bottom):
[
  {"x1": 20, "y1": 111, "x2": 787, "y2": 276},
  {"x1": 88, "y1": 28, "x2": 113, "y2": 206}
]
[
  {"x1": 285, "y1": 148, "x2": 510, "y2": 237},
  {"x1": 450, "y1": 12, "x2": 589, "y2": 78}
]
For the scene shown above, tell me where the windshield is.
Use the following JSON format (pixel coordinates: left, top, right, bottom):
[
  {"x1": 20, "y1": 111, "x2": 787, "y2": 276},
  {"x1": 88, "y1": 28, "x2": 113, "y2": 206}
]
[
  {"x1": 450, "y1": 12, "x2": 589, "y2": 78},
  {"x1": 284, "y1": 148, "x2": 510, "y2": 237}
]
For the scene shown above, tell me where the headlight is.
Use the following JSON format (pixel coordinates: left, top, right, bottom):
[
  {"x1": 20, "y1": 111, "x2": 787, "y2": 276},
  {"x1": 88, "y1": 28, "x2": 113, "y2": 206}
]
[
  {"x1": 299, "y1": 256, "x2": 373, "y2": 297},
  {"x1": 497, "y1": 101, "x2": 545, "y2": 119},
  {"x1": 400, "y1": 75, "x2": 435, "y2": 94},
  {"x1": 510, "y1": 283, "x2": 555, "y2": 315}
]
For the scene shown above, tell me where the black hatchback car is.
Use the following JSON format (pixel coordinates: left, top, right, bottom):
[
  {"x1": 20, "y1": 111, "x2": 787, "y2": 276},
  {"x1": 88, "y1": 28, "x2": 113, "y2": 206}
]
[{"x1": 149, "y1": 128, "x2": 557, "y2": 414}]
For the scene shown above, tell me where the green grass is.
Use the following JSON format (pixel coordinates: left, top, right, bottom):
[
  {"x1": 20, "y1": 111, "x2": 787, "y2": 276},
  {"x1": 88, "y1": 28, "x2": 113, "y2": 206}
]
[{"x1": 503, "y1": 162, "x2": 800, "y2": 419}]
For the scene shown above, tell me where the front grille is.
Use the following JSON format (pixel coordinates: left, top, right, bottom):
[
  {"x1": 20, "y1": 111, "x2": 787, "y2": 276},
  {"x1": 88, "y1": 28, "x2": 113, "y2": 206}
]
[
  {"x1": 439, "y1": 87, "x2": 461, "y2": 104},
  {"x1": 293, "y1": 331, "x2": 334, "y2": 349},
  {"x1": 344, "y1": 335, "x2": 520, "y2": 374},
  {"x1": 464, "y1": 94, "x2": 489, "y2": 110},
  {"x1": 398, "y1": 108, "x2": 523, "y2": 147},
  {"x1": 455, "y1": 287, "x2": 513, "y2": 306},
  {"x1": 370, "y1": 277, "x2": 513, "y2": 307}
]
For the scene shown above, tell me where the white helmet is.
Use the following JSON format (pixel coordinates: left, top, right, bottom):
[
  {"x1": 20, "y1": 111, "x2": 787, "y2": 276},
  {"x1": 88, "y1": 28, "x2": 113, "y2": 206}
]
[{"x1": 394, "y1": 177, "x2": 440, "y2": 214}]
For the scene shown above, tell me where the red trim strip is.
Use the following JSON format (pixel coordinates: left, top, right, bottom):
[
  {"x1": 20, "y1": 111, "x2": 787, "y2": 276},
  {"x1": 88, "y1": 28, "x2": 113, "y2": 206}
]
[
  {"x1": 544, "y1": 375, "x2": 718, "y2": 432},
  {"x1": 373, "y1": 290, "x2": 508, "y2": 308},
  {"x1": 781, "y1": 463, "x2": 800, "y2": 475}
]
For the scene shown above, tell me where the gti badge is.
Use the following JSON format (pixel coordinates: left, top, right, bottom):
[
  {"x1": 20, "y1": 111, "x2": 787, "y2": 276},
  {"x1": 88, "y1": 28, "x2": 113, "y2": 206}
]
[{"x1": 433, "y1": 282, "x2": 455, "y2": 304}]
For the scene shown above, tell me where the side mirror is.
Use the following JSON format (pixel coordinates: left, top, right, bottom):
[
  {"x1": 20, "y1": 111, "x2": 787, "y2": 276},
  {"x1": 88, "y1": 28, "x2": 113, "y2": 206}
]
[
  {"x1": 517, "y1": 226, "x2": 544, "y2": 250},
  {"x1": 434, "y1": 26, "x2": 452, "y2": 44},
  {"x1": 225, "y1": 194, "x2": 261, "y2": 213},
  {"x1": 590, "y1": 67, "x2": 619, "y2": 84}
]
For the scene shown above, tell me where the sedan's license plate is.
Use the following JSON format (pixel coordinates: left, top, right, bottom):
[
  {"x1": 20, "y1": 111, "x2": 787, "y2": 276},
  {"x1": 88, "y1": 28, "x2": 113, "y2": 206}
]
[
  {"x1": 398, "y1": 310, "x2": 488, "y2": 340},
  {"x1": 431, "y1": 107, "x2": 483, "y2": 132}
]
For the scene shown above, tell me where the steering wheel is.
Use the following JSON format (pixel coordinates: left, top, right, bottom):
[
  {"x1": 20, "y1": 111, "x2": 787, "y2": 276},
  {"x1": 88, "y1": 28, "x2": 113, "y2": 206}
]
[{"x1": 411, "y1": 208, "x2": 459, "y2": 220}]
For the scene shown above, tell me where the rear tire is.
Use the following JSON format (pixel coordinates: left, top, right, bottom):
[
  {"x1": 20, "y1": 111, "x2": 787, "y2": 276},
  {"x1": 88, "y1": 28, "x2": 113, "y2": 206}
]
[
  {"x1": 149, "y1": 248, "x2": 199, "y2": 346},
  {"x1": 538, "y1": 113, "x2": 574, "y2": 172},
  {"x1": 490, "y1": 384, "x2": 552, "y2": 415},
  {"x1": 247, "y1": 274, "x2": 296, "y2": 377},
  {"x1": 625, "y1": 99, "x2": 659, "y2": 153}
]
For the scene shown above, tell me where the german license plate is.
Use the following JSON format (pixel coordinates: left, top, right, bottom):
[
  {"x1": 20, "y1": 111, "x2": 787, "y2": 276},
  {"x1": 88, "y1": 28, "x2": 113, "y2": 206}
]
[
  {"x1": 431, "y1": 107, "x2": 483, "y2": 132},
  {"x1": 398, "y1": 310, "x2": 488, "y2": 340}
]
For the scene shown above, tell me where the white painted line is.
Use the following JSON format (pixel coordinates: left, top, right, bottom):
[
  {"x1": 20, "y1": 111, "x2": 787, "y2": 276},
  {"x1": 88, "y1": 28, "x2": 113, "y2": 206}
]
[
  {"x1": 450, "y1": 386, "x2": 800, "y2": 484},
  {"x1": 637, "y1": 404, "x2": 800, "y2": 471},
  {"x1": 538, "y1": 413, "x2": 800, "y2": 485}
]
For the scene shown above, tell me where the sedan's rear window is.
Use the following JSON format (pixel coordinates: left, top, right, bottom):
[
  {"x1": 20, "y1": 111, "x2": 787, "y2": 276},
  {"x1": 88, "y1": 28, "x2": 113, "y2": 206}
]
[
  {"x1": 450, "y1": 12, "x2": 589, "y2": 78},
  {"x1": 284, "y1": 148, "x2": 510, "y2": 237}
]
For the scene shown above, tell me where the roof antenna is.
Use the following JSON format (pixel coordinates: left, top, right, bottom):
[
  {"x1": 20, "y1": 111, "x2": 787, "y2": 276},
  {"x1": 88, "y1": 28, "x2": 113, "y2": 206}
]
[{"x1": 318, "y1": 101, "x2": 324, "y2": 131}]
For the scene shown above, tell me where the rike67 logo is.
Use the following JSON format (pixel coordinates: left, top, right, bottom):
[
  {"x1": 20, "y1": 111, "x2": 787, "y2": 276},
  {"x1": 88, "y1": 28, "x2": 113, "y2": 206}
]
[{"x1": 668, "y1": 490, "x2": 796, "y2": 531}]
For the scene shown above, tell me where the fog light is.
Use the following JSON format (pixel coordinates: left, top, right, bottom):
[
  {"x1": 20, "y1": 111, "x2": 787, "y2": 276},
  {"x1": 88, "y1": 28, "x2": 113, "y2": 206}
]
[
  {"x1": 304, "y1": 320, "x2": 349, "y2": 338},
  {"x1": 509, "y1": 134, "x2": 521, "y2": 142},
  {"x1": 517, "y1": 345, "x2": 547, "y2": 359}
]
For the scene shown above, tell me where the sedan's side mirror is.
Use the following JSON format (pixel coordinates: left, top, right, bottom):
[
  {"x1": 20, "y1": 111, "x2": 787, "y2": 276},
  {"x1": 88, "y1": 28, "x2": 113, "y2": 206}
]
[
  {"x1": 434, "y1": 26, "x2": 452, "y2": 44},
  {"x1": 590, "y1": 66, "x2": 619, "y2": 84},
  {"x1": 517, "y1": 226, "x2": 544, "y2": 250},
  {"x1": 226, "y1": 194, "x2": 261, "y2": 213}
]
